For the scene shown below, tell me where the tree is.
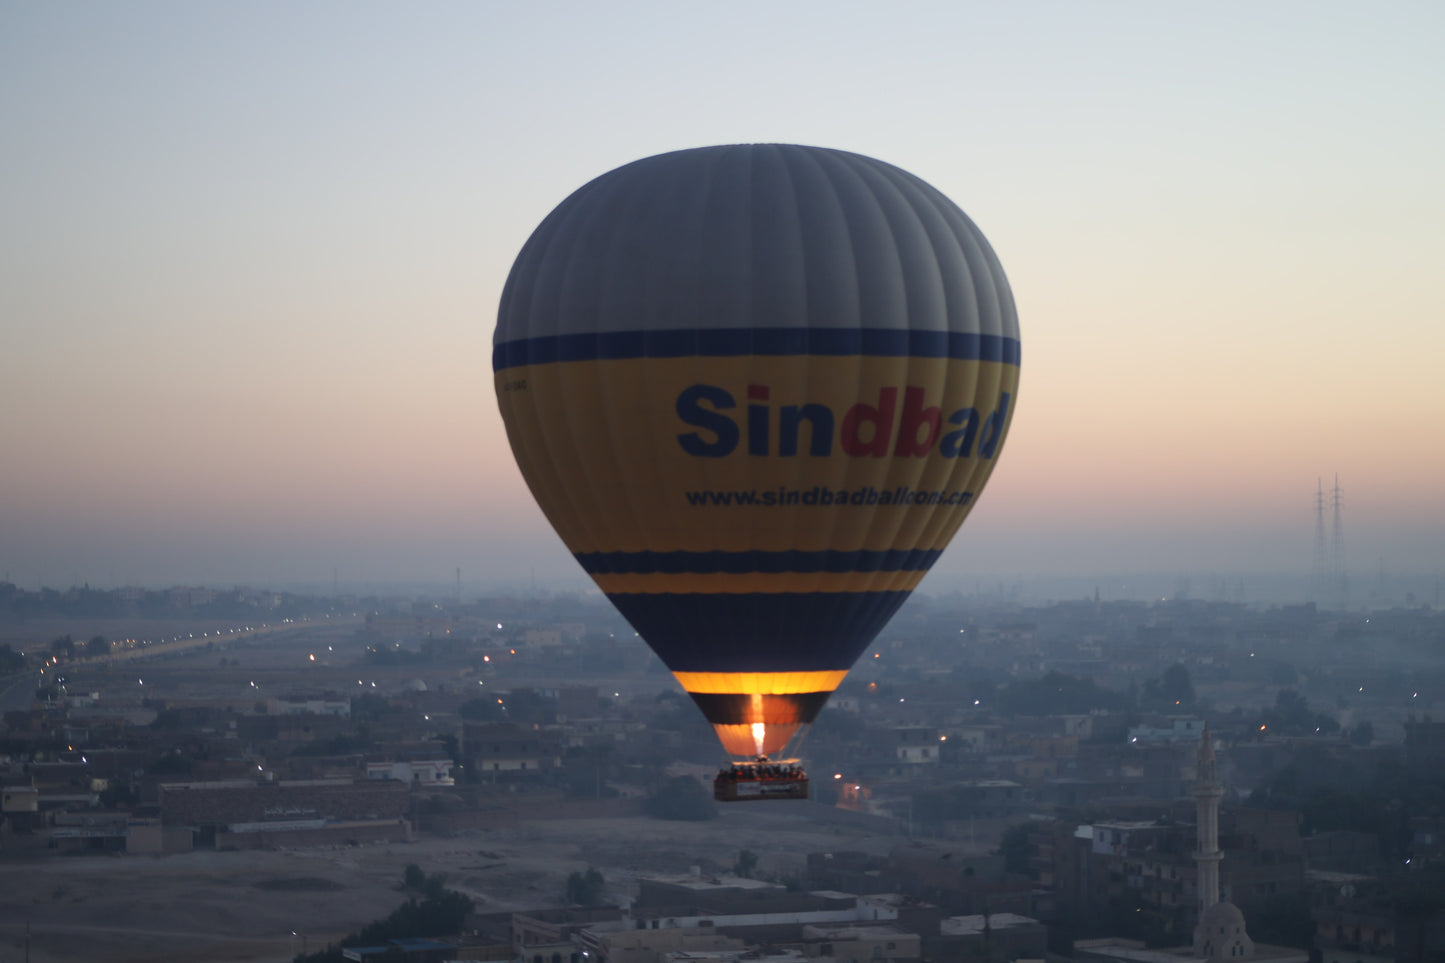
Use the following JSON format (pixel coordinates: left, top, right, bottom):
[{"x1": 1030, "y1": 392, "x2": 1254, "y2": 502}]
[
  {"x1": 294, "y1": 881, "x2": 474, "y2": 963},
  {"x1": 350, "y1": 693, "x2": 396, "y2": 723},
  {"x1": 85, "y1": 634, "x2": 108, "y2": 657},
  {"x1": 645, "y1": 776, "x2": 717, "y2": 821},
  {"x1": 1273, "y1": 689, "x2": 1311, "y2": 725},
  {"x1": 49, "y1": 635, "x2": 75, "y2": 659},
  {"x1": 566, "y1": 867, "x2": 606, "y2": 905},
  {"x1": 1258, "y1": 689, "x2": 1339, "y2": 736},
  {"x1": 1348, "y1": 720, "x2": 1374, "y2": 746},
  {"x1": 403, "y1": 864, "x2": 427, "y2": 891},
  {"x1": 1266, "y1": 660, "x2": 1298, "y2": 686},
  {"x1": 563, "y1": 744, "x2": 616, "y2": 798},
  {"x1": 458, "y1": 697, "x2": 507, "y2": 722},
  {"x1": 734, "y1": 849, "x2": 758, "y2": 878},
  {"x1": 100, "y1": 779, "x2": 139, "y2": 810},
  {"x1": 1159, "y1": 664, "x2": 1195, "y2": 707},
  {"x1": 997, "y1": 822, "x2": 1033, "y2": 876},
  {"x1": 402, "y1": 865, "x2": 447, "y2": 900},
  {"x1": 997, "y1": 672, "x2": 1129, "y2": 716},
  {"x1": 645, "y1": 693, "x2": 716, "y2": 743},
  {"x1": 502, "y1": 688, "x2": 558, "y2": 724},
  {"x1": 1141, "y1": 664, "x2": 1195, "y2": 711},
  {"x1": 289, "y1": 733, "x2": 372, "y2": 757},
  {"x1": 439, "y1": 732, "x2": 460, "y2": 762},
  {"x1": 363, "y1": 645, "x2": 423, "y2": 666},
  {"x1": 149, "y1": 752, "x2": 194, "y2": 775},
  {"x1": 0, "y1": 644, "x2": 24, "y2": 675}
]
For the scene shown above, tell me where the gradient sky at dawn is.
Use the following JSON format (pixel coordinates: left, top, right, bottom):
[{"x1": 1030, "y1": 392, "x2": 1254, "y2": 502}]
[{"x1": 3, "y1": 2, "x2": 1442, "y2": 595}]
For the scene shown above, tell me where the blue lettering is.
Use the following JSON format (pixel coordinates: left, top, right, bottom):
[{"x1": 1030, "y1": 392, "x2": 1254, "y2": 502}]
[
  {"x1": 676, "y1": 385, "x2": 739, "y2": 457},
  {"x1": 939, "y1": 408, "x2": 980, "y2": 458},
  {"x1": 978, "y1": 392, "x2": 1011, "y2": 458},
  {"x1": 779, "y1": 404, "x2": 834, "y2": 456},
  {"x1": 675, "y1": 384, "x2": 1011, "y2": 460}
]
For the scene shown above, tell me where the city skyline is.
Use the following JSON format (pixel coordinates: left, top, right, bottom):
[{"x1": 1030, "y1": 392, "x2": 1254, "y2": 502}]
[{"x1": 3, "y1": 2, "x2": 1442, "y2": 593}]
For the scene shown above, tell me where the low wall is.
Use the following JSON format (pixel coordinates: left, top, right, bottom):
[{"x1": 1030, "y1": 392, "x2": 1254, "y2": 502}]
[
  {"x1": 423, "y1": 796, "x2": 646, "y2": 833},
  {"x1": 217, "y1": 819, "x2": 411, "y2": 850},
  {"x1": 424, "y1": 809, "x2": 521, "y2": 833},
  {"x1": 800, "y1": 800, "x2": 903, "y2": 834},
  {"x1": 513, "y1": 796, "x2": 647, "y2": 821}
]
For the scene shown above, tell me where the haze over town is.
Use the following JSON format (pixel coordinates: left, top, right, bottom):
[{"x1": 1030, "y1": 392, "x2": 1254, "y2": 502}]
[{"x1": 2, "y1": 580, "x2": 1444, "y2": 963}]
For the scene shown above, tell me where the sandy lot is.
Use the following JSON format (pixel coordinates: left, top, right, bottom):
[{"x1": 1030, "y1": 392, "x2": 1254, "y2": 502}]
[
  {"x1": 0, "y1": 810, "x2": 908, "y2": 963},
  {"x1": 0, "y1": 619, "x2": 917, "y2": 961}
]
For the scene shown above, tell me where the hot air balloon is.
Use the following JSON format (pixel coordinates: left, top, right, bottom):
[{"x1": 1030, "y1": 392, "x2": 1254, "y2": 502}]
[{"x1": 494, "y1": 144, "x2": 1019, "y2": 796}]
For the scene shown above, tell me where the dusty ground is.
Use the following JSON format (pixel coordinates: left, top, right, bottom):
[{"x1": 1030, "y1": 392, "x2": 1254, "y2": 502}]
[
  {"x1": 0, "y1": 810, "x2": 908, "y2": 963},
  {"x1": 0, "y1": 619, "x2": 914, "y2": 961}
]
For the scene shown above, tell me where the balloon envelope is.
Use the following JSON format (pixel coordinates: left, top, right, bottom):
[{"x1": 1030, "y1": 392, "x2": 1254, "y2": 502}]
[{"x1": 494, "y1": 144, "x2": 1019, "y2": 757}]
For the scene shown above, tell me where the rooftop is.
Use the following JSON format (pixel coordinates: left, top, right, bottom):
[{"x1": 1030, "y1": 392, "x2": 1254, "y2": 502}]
[
  {"x1": 642, "y1": 873, "x2": 782, "y2": 892},
  {"x1": 941, "y1": 914, "x2": 1042, "y2": 936}
]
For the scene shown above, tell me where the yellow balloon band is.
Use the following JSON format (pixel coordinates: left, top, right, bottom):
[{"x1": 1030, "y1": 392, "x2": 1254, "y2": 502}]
[
  {"x1": 495, "y1": 354, "x2": 1018, "y2": 557},
  {"x1": 672, "y1": 670, "x2": 849, "y2": 696},
  {"x1": 589, "y1": 570, "x2": 928, "y2": 595}
]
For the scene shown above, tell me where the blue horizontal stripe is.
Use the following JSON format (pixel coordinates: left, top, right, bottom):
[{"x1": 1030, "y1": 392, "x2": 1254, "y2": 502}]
[
  {"x1": 576, "y1": 548, "x2": 943, "y2": 576},
  {"x1": 608, "y1": 590, "x2": 912, "y2": 673},
  {"x1": 493, "y1": 327, "x2": 1021, "y2": 371}
]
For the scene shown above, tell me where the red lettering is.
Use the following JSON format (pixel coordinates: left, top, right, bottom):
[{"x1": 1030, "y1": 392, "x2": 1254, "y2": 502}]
[
  {"x1": 893, "y1": 386, "x2": 941, "y2": 457},
  {"x1": 841, "y1": 387, "x2": 897, "y2": 457}
]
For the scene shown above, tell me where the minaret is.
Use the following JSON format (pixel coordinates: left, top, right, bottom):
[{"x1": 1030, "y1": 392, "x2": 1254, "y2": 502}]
[
  {"x1": 1192, "y1": 724, "x2": 1255, "y2": 961},
  {"x1": 1193, "y1": 724, "x2": 1223, "y2": 913}
]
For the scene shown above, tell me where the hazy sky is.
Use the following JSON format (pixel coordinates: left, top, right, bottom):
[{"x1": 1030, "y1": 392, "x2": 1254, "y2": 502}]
[{"x1": 3, "y1": 2, "x2": 1442, "y2": 595}]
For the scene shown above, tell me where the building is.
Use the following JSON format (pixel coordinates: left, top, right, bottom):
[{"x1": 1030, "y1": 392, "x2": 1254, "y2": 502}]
[
  {"x1": 1, "y1": 784, "x2": 40, "y2": 832},
  {"x1": 366, "y1": 758, "x2": 455, "y2": 786},
  {"x1": 1072, "y1": 728, "x2": 1308, "y2": 963},
  {"x1": 270, "y1": 696, "x2": 351, "y2": 717},
  {"x1": 929, "y1": 913, "x2": 1046, "y2": 963},
  {"x1": 1130, "y1": 718, "x2": 1207, "y2": 746},
  {"x1": 461, "y1": 723, "x2": 562, "y2": 779},
  {"x1": 578, "y1": 887, "x2": 902, "y2": 962},
  {"x1": 801, "y1": 922, "x2": 919, "y2": 962},
  {"x1": 157, "y1": 778, "x2": 411, "y2": 849}
]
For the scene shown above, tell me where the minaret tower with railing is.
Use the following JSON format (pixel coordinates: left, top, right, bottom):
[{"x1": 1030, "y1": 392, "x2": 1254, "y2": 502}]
[{"x1": 1193, "y1": 724, "x2": 1223, "y2": 913}]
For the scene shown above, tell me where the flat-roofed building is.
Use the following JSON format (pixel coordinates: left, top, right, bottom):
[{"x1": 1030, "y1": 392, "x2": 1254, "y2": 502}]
[
  {"x1": 925, "y1": 913, "x2": 1047, "y2": 963},
  {"x1": 801, "y1": 923, "x2": 919, "y2": 963},
  {"x1": 158, "y1": 778, "x2": 410, "y2": 849}
]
